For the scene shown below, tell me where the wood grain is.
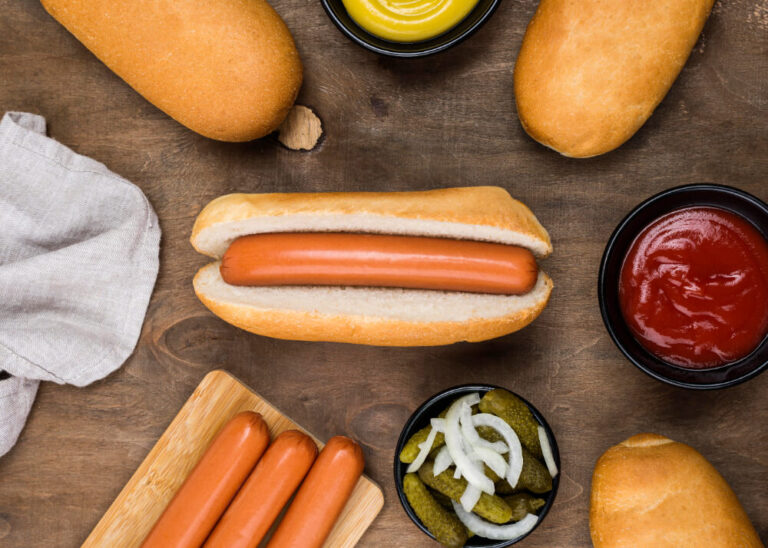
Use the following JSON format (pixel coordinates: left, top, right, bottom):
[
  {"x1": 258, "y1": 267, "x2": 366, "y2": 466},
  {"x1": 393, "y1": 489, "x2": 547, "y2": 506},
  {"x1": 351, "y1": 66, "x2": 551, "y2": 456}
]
[
  {"x1": 83, "y1": 370, "x2": 383, "y2": 548},
  {"x1": 0, "y1": 0, "x2": 766, "y2": 547}
]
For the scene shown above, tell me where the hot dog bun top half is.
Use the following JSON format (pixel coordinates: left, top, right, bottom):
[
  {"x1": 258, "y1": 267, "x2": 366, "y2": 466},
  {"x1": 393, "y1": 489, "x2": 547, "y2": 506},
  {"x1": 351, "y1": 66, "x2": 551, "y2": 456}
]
[
  {"x1": 191, "y1": 187, "x2": 552, "y2": 259},
  {"x1": 41, "y1": 0, "x2": 302, "y2": 142},
  {"x1": 190, "y1": 187, "x2": 553, "y2": 346}
]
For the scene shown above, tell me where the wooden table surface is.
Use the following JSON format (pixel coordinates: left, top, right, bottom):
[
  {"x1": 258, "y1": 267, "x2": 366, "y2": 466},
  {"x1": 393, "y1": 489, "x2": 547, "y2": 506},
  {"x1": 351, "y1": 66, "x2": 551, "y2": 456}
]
[{"x1": 0, "y1": 0, "x2": 766, "y2": 546}]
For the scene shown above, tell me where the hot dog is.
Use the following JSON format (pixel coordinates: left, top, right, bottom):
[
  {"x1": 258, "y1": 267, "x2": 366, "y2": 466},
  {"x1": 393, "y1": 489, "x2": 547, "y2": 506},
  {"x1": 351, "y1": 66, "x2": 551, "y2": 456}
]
[
  {"x1": 191, "y1": 187, "x2": 554, "y2": 346},
  {"x1": 140, "y1": 412, "x2": 270, "y2": 548},
  {"x1": 204, "y1": 430, "x2": 318, "y2": 548},
  {"x1": 266, "y1": 436, "x2": 365, "y2": 548},
  {"x1": 220, "y1": 233, "x2": 538, "y2": 295}
]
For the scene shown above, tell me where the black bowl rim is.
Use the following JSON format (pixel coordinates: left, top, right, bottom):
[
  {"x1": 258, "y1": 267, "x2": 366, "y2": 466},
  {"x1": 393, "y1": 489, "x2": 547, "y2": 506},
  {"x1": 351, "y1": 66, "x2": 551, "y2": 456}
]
[
  {"x1": 598, "y1": 182, "x2": 768, "y2": 390},
  {"x1": 393, "y1": 384, "x2": 560, "y2": 547},
  {"x1": 319, "y1": 0, "x2": 502, "y2": 58}
]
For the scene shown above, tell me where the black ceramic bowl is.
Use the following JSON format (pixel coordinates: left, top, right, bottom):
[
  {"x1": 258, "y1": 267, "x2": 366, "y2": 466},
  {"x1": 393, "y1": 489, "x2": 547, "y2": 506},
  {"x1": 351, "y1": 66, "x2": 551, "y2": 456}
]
[
  {"x1": 394, "y1": 384, "x2": 560, "y2": 547},
  {"x1": 320, "y1": 0, "x2": 501, "y2": 57},
  {"x1": 599, "y1": 183, "x2": 768, "y2": 390}
]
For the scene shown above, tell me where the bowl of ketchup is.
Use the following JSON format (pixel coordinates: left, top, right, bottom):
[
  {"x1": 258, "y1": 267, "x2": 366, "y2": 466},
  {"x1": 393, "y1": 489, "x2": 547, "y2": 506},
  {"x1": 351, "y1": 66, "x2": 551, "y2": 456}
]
[{"x1": 599, "y1": 184, "x2": 768, "y2": 389}]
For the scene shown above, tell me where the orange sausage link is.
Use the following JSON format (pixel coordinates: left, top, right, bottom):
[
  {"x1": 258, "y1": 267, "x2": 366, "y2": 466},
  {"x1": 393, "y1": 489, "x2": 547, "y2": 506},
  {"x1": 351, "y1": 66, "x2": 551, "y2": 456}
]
[
  {"x1": 140, "y1": 411, "x2": 270, "y2": 548},
  {"x1": 204, "y1": 430, "x2": 319, "y2": 548},
  {"x1": 266, "y1": 436, "x2": 365, "y2": 548},
  {"x1": 220, "y1": 233, "x2": 538, "y2": 295}
]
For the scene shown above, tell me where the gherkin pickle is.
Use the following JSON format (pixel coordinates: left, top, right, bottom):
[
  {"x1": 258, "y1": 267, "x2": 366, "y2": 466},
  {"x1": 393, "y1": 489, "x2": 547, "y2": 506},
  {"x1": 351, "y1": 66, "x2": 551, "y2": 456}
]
[
  {"x1": 495, "y1": 478, "x2": 515, "y2": 495},
  {"x1": 400, "y1": 408, "x2": 449, "y2": 463},
  {"x1": 438, "y1": 499, "x2": 475, "y2": 538},
  {"x1": 484, "y1": 464, "x2": 501, "y2": 483},
  {"x1": 496, "y1": 447, "x2": 553, "y2": 494},
  {"x1": 479, "y1": 389, "x2": 542, "y2": 457},
  {"x1": 400, "y1": 425, "x2": 444, "y2": 463},
  {"x1": 431, "y1": 489, "x2": 453, "y2": 509},
  {"x1": 477, "y1": 425, "x2": 504, "y2": 443},
  {"x1": 403, "y1": 474, "x2": 468, "y2": 548},
  {"x1": 418, "y1": 461, "x2": 513, "y2": 524},
  {"x1": 519, "y1": 447, "x2": 553, "y2": 493},
  {"x1": 503, "y1": 493, "x2": 546, "y2": 521}
]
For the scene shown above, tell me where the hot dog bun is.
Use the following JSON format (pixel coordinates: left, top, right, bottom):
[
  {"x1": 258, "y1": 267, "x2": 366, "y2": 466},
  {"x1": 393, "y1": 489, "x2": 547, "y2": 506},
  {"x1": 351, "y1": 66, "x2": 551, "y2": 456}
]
[
  {"x1": 514, "y1": 0, "x2": 714, "y2": 158},
  {"x1": 41, "y1": 0, "x2": 302, "y2": 142},
  {"x1": 590, "y1": 433, "x2": 763, "y2": 548},
  {"x1": 191, "y1": 187, "x2": 553, "y2": 346}
]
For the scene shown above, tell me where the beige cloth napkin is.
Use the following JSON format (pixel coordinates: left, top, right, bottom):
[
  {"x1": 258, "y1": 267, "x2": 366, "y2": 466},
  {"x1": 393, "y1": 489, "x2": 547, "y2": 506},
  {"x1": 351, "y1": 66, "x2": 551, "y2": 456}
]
[{"x1": 0, "y1": 112, "x2": 160, "y2": 457}]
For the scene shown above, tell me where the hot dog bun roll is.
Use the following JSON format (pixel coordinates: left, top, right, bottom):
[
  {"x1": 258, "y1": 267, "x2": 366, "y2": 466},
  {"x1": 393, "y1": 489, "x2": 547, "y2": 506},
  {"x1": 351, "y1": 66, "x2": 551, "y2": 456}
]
[
  {"x1": 41, "y1": 0, "x2": 302, "y2": 142},
  {"x1": 590, "y1": 433, "x2": 763, "y2": 548},
  {"x1": 514, "y1": 0, "x2": 714, "y2": 158},
  {"x1": 190, "y1": 187, "x2": 553, "y2": 346}
]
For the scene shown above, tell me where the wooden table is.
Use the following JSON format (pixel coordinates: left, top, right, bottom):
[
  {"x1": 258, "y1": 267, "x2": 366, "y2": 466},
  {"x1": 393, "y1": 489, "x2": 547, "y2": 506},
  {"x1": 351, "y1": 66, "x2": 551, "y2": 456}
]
[{"x1": 0, "y1": 0, "x2": 766, "y2": 546}]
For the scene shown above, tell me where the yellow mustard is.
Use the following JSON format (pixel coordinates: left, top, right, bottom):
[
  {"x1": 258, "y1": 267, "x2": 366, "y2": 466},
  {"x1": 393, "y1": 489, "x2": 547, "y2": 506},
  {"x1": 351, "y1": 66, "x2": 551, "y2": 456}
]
[{"x1": 342, "y1": 0, "x2": 480, "y2": 43}]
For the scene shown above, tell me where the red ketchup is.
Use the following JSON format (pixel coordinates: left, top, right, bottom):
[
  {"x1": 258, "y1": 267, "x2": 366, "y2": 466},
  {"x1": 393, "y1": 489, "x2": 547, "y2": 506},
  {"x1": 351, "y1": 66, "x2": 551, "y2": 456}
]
[{"x1": 619, "y1": 207, "x2": 768, "y2": 369}]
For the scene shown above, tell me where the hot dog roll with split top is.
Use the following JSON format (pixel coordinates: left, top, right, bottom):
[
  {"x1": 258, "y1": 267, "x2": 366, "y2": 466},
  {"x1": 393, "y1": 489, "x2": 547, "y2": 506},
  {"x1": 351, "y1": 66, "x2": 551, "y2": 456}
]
[{"x1": 191, "y1": 187, "x2": 553, "y2": 346}]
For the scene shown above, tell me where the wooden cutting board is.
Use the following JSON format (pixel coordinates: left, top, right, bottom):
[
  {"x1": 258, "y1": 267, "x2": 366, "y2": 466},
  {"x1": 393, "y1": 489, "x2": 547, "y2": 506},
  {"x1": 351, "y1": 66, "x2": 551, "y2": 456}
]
[{"x1": 82, "y1": 370, "x2": 384, "y2": 547}]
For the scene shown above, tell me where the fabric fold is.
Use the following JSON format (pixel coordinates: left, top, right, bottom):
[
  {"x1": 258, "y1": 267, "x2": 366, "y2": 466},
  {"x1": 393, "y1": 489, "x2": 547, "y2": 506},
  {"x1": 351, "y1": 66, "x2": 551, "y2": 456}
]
[{"x1": 0, "y1": 111, "x2": 160, "y2": 457}]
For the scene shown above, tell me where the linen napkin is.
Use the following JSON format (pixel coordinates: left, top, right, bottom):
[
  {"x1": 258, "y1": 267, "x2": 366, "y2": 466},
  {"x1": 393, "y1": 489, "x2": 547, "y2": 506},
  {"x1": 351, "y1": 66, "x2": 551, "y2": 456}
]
[{"x1": 0, "y1": 112, "x2": 160, "y2": 457}]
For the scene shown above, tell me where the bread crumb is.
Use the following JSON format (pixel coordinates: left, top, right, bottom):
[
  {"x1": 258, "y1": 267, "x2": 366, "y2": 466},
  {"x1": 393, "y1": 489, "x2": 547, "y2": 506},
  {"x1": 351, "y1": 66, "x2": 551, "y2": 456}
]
[{"x1": 277, "y1": 105, "x2": 323, "y2": 151}]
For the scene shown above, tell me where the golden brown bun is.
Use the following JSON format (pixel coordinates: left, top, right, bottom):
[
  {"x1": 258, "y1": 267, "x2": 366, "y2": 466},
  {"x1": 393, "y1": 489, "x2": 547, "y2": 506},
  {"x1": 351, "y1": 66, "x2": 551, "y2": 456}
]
[
  {"x1": 41, "y1": 0, "x2": 302, "y2": 142},
  {"x1": 194, "y1": 264, "x2": 553, "y2": 346},
  {"x1": 514, "y1": 0, "x2": 714, "y2": 158},
  {"x1": 191, "y1": 187, "x2": 553, "y2": 259},
  {"x1": 590, "y1": 433, "x2": 764, "y2": 548},
  {"x1": 190, "y1": 187, "x2": 554, "y2": 346}
]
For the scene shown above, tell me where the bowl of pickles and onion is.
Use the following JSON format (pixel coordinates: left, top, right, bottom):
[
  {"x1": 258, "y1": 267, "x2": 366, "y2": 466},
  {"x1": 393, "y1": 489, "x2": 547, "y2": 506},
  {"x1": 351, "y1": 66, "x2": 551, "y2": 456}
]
[{"x1": 394, "y1": 385, "x2": 560, "y2": 547}]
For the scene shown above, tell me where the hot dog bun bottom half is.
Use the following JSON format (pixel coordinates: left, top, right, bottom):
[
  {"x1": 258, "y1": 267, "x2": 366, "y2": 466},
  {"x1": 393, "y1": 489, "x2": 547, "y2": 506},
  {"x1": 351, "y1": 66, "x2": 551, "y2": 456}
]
[
  {"x1": 590, "y1": 433, "x2": 763, "y2": 548},
  {"x1": 191, "y1": 187, "x2": 553, "y2": 346}
]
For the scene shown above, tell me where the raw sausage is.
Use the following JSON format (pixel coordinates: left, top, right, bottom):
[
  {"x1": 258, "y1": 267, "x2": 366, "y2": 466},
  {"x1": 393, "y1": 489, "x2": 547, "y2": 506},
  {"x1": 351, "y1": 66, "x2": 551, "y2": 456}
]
[
  {"x1": 220, "y1": 233, "x2": 538, "y2": 295},
  {"x1": 140, "y1": 411, "x2": 270, "y2": 548},
  {"x1": 266, "y1": 436, "x2": 365, "y2": 548},
  {"x1": 204, "y1": 430, "x2": 318, "y2": 548}
]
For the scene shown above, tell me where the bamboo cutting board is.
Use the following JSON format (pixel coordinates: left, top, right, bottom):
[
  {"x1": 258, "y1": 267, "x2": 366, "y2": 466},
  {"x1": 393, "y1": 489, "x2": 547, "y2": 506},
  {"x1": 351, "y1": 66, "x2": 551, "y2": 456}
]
[{"x1": 82, "y1": 370, "x2": 384, "y2": 547}]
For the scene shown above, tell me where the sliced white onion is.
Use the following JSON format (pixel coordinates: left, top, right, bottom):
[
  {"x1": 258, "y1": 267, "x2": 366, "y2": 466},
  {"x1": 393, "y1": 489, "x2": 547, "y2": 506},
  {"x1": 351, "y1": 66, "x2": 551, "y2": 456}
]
[
  {"x1": 463, "y1": 392, "x2": 482, "y2": 408},
  {"x1": 459, "y1": 402, "x2": 508, "y2": 454},
  {"x1": 486, "y1": 441, "x2": 509, "y2": 454},
  {"x1": 471, "y1": 445, "x2": 507, "y2": 479},
  {"x1": 433, "y1": 446, "x2": 453, "y2": 476},
  {"x1": 430, "y1": 417, "x2": 446, "y2": 433},
  {"x1": 444, "y1": 395, "x2": 495, "y2": 494},
  {"x1": 460, "y1": 484, "x2": 482, "y2": 513},
  {"x1": 472, "y1": 413, "x2": 523, "y2": 488},
  {"x1": 457, "y1": 401, "x2": 509, "y2": 480},
  {"x1": 452, "y1": 501, "x2": 539, "y2": 541},
  {"x1": 453, "y1": 466, "x2": 462, "y2": 479},
  {"x1": 406, "y1": 423, "x2": 439, "y2": 473},
  {"x1": 538, "y1": 426, "x2": 559, "y2": 478}
]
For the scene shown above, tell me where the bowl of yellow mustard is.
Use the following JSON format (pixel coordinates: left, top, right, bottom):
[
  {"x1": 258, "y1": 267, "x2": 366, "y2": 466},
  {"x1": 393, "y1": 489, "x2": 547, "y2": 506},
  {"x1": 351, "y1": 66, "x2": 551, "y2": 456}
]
[{"x1": 321, "y1": 0, "x2": 501, "y2": 57}]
